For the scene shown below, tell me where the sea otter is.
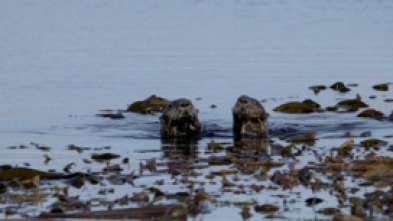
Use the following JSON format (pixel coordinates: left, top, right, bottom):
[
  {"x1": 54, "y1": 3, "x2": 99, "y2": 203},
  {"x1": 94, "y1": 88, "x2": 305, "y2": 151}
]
[
  {"x1": 232, "y1": 95, "x2": 269, "y2": 137},
  {"x1": 160, "y1": 98, "x2": 201, "y2": 137}
]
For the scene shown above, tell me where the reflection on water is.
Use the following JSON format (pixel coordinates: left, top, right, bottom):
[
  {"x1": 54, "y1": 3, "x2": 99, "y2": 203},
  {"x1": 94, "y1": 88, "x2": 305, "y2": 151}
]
[{"x1": 161, "y1": 137, "x2": 199, "y2": 159}]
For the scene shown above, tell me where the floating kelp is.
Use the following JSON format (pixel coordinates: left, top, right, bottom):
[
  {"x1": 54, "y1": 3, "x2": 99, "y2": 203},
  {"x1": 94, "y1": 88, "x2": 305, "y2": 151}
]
[
  {"x1": 91, "y1": 153, "x2": 120, "y2": 161},
  {"x1": 39, "y1": 205, "x2": 187, "y2": 220},
  {"x1": 287, "y1": 132, "x2": 316, "y2": 145},
  {"x1": 0, "y1": 166, "x2": 70, "y2": 180},
  {"x1": 317, "y1": 208, "x2": 340, "y2": 216},
  {"x1": 359, "y1": 139, "x2": 388, "y2": 149},
  {"x1": 254, "y1": 204, "x2": 279, "y2": 213},
  {"x1": 273, "y1": 99, "x2": 320, "y2": 114},
  {"x1": 308, "y1": 85, "x2": 327, "y2": 94},
  {"x1": 96, "y1": 112, "x2": 125, "y2": 119},
  {"x1": 357, "y1": 109, "x2": 384, "y2": 119},
  {"x1": 326, "y1": 106, "x2": 338, "y2": 112},
  {"x1": 305, "y1": 197, "x2": 323, "y2": 206},
  {"x1": 330, "y1": 82, "x2": 350, "y2": 92},
  {"x1": 127, "y1": 95, "x2": 171, "y2": 114},
  {"x1": 336, "y1": 98, "x2": 369, "y2": 110},
  {"x1": 372, "y1": 83, "x2": 389, "y2": 91}
]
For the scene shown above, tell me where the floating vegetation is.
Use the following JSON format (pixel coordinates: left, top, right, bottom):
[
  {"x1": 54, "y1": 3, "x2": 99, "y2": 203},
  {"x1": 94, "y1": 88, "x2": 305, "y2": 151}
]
[
  {"x1": 273, "y1": 99, "x2": 320, "y2": 113},
  {"x1": 357, "y1": 109, "x2": 384, "y2": 119},
  {"x1": 308, "y1": 85, "x2": 327, "y2": 94},
  {"x1": 254, "y1": 204, "x2": 279, "y2": 213},
  {"x1": 0, "y1": 166, "x2": 67, "y2": 180},
  {"x1": 91, "y1": 153, "x2": 120, "y2": 161},
  {"x1": 336, "y1": 99, "x2": 369, "y2": 109},
  {"x1": 372, "y1": 83, "x2": 389, "y2": 91},
  {"x1": 127, "y1": 95, "x2": 171, "y2": 114},
  {"x1": 96, "y1": 112, "x2": 125, "y2": 119},
  {"x1": 330, "y1": 82, "x2": 350, "y2": 92}
]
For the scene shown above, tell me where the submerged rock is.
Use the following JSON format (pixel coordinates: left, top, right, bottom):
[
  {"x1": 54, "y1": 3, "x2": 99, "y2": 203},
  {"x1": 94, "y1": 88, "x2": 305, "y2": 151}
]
[
  {"x1": 372, "y1": 83, "x2": 389, "y2": 91},
  {"x1": 127, "y1": 95, "x2": 171, "y2": 114},
  {"x1": 233, "y1": 95, "x2": 269, "y2": 137},
  {"x1": 357, "y1": 109, "x2": 384, "y2": 119},
  {"x1": 330, "y1": 82, "x2": 350, "y2": 92},
  {"x1": 160, "y1": 98, "x2": 201, "y2": 137},
  {"x1": 273, "y1": 99, "x2": 320, "y2": 114}
]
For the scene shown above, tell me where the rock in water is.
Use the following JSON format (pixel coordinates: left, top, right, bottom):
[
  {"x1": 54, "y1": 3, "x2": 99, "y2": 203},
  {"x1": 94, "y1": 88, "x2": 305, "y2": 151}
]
[
  {"x1": 160, "y1": 99, "x2": 201, "y2": 137},
  {"x1": 233, "y1": 95, "x2": 269, "y2": 137}
]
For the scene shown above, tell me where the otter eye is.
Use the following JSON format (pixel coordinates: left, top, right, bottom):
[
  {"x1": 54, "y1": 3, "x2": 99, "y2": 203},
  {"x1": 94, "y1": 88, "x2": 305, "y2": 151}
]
[
  {"x1": 180, "y1": 102, "x2": 189, "y2": 107},
  {"x1": 239, "y1": 98, "x2": 247, "y2": 104}
]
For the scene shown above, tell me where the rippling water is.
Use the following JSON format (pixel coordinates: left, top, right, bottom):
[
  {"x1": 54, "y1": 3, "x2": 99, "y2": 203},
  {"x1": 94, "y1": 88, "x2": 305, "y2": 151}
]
[{"x1": 1, "y1": 0, "x2": 393, "y2": 220}]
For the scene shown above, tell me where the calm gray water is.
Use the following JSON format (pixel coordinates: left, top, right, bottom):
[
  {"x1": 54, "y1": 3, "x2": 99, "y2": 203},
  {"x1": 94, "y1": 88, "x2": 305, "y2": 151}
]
[{"x1": 1, "y1": 0, "x2": 393, "y2": 220}]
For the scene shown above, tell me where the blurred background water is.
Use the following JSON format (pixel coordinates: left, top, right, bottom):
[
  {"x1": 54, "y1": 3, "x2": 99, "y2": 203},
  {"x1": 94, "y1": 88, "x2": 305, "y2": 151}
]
[{"x1": 0, "y1": 0, "x2": 393, "y2": 219}]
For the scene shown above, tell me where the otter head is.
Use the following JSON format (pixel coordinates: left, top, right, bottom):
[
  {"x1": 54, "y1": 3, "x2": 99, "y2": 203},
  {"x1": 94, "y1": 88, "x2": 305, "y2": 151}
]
[
  {"x1": 233, "y1": 95, "x2": 269, "y2": 137},
  {"x1": 160, "y1": 98, "x2": 201, "y2": 137}
]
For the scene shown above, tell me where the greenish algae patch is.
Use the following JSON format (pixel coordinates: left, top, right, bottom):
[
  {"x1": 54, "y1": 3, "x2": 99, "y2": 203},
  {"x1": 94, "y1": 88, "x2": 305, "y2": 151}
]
[
  {"x1": 126, "y1": 95, "x2": 171, "y2": 114},
  {"x1": 357, "y1": 109, "x2": 384, "y2": 119},
  {"x1": 372, "y1": 83, "x2": 389, "y2": 91},
  {"x1": 273, "y1": 99, "x2": 320, "y2": 114}
]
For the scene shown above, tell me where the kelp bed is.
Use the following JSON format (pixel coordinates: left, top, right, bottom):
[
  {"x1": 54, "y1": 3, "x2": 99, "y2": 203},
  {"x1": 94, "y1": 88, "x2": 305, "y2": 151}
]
[{"x1": 1, "y1": 82, "x2": 393, "y2": 220}]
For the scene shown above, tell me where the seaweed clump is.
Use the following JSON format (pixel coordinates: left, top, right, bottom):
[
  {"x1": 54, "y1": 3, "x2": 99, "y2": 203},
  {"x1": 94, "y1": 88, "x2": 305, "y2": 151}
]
[
  {"x1": 372, "y1": 83, "x2": 389, "y2": 91},
  {"x1": 273, "y1": 99, "x2": 321, "y2": 114},
  {"x1": 0, "y1": 166, "x2": 66, "y2": 180},
  {"x1": 330, "y1": 82, "x2": 350, "y2": 92},
  {"x1": 336, "y1": 96, "x2": 369, "y2": 112},
  {"x1": 127, "y1": 95, "x2": 171, "y2": 114},
  {"x1": 357, "y1": 109, "x2": 384, "y2": 119}
]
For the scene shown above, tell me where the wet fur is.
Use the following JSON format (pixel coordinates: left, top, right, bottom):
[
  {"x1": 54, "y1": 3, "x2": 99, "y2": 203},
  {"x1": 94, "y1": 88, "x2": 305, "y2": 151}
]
[
  {"x1": 232, "y1": 95, "x2": 269, "y2": 137},
  {"x1": 160, "y1": 99, "x2": 201, "y2": 137}
]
